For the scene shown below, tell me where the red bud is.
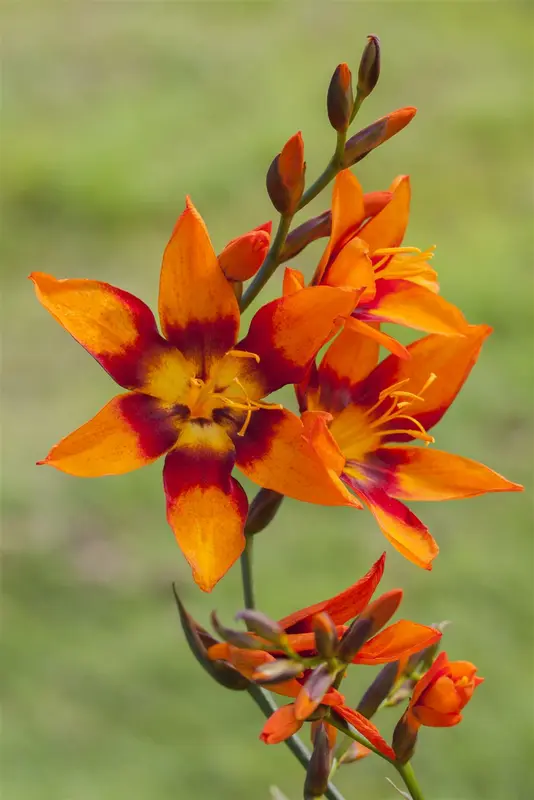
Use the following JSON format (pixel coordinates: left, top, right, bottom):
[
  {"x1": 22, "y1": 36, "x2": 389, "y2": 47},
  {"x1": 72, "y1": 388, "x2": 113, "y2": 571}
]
[
  {"x1": 266, "y1": 132, "x2": 306, "y2": 214},
  {"x1": 218, "y1": 222, "x2": 272, "y2": 281},
  {"x1": 327, "y1": 63, "x2": 353, "y2": 133}
]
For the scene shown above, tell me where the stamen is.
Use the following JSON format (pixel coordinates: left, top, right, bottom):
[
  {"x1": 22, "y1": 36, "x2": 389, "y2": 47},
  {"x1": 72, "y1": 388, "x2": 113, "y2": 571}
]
[
  {"x1": 373, "y1": 246, "x2": 424, "y2": 256},
  {"x1": 222, "y1": 377, "x2": 282, "y2": 437},
  {"x1": 363, "y1": 373, "x2": 438, "y2": 447},
  {"x1": 226, "y1": 349, "x2": 261, "y2": 363}
]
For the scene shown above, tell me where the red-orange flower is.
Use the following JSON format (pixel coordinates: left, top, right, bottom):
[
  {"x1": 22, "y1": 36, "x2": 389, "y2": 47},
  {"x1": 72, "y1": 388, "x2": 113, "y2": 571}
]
[
  {"x1": 299, "y1": 324, "x2": 523, "y2": 569},
  {"x1": 407, "y1": 651, "x2": 484, "y2": 728},
  {"x1": 32, "y1": 198, "x2": 360, "y2": 592},
  {"x1": 218, "y1": 221, "x2": 272, "y2": 281}
]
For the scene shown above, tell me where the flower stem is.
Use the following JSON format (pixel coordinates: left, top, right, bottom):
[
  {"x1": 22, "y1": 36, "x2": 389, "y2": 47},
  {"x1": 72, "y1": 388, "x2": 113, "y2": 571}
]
[
  {"x1": 240, "y1": 213, "x2": 292, "y2": 311},
  {"x1": 298, "y1": 131, "x2": 346, "y2": 210},
  {"x1": 240, "y1": 535, "x2": 256, "y2": 611},
  {"x1": 394, "y1": 762, "x2": 426, "y2": 800}
]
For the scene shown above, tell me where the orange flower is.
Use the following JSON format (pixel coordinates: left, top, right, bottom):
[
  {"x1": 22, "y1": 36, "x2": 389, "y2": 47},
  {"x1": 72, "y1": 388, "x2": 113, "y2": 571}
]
[
  {"x1": 218, "y1": 222, "x2": 272, "y2": 281},
  {"x1": 31, "y1": 198, "x2": 361, "y2": 592},
  {"x1": 407, "y1": 651, "x2": 484, "y2": 728},
  {"x1": 299, "y1": 324, "x2": 523, "y2": 569},
  {"x1": 308, "y1": 169, "x2": 469, "y2": 344}
]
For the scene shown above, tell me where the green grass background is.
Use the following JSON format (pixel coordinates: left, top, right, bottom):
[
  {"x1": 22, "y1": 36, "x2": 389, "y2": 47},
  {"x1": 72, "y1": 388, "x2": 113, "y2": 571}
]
[{"x1": 2, "y1": 2, "x2": 533, "y2": 799}]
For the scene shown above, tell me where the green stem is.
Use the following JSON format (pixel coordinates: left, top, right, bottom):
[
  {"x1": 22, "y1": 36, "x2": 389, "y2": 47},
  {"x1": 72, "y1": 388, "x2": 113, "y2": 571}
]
[
  {"x1": 298, "y1": 131, "x2": 346, "y2": 210},
  {"x1": 394, "y1": 762, "x2": 426, "y2": 800},
  {"x1": 240, "y1": 535, "x2": 255, "y2": 611},
  {"x1": 240, "y1": 213, "x2": 292, "y2": 312}
]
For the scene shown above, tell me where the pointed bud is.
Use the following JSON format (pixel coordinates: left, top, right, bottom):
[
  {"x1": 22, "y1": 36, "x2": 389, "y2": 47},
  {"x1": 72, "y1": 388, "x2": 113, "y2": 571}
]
[
  {"x1": 245, "y1": 488, "x2": 284, "y2": 536},
  {"x1": 235, "y1": 609, "x2": 283, "y2": 644},
  {"x1": 266, "y1": 132, "x2": 306, "y2": 215},
  {"x1": 218, "y1": 222, "x2": 272, "y2": 282},
  {"x1": 281, "y1": 211, "x2": 331, "y2": 264},
  {"x1": 304, "y1": 722, "x2": 331, "y2": 798},
  {"x1": 210, "y1": 611, "x2": 267, "y2": 651},
  {"x1": 327, "y1": 63, "x2": 353, "y2": 133},
  {"x1": 338, "y1": 590, "x2": 402, "y2": 662},
  {"x1": 172, "y1": 586, "x2": 249, "y2": 691},
  {"x1": 343, "y1": 107, "x2": 417, "y2": 167},
  {"x1": 357, "y1": 35, "x2": 380, "y2": 100},
  {"x1": 392, "y1": 713, "x2": 419, "y2": 764},
  {"x1": 253, "y1": 658, "x2": 305, "y2": 685},
  {"x1": 356, "y1": 660, "x2": 399, "y2": 718},
  {"x1": 312, "y1": 612, "x2": 339, "y2": 660},
  {"x1": 295, "y1": 663, "x2": 336, "y2": 721},
  {"x1": 339, "y1": 741, "x2": 371, "y2": 764}
]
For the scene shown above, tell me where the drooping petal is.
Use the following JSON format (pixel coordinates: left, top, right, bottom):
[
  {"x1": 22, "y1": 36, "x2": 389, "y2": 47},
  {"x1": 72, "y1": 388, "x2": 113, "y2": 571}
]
[
  {"x1": 260, "y1": 704, "x2": 303, "y2": 744},
  {"x1": 38, "y1": 393, "x2": 178, "y2": 476},
  {"x1": 357, "y1": 279, "x2": 468, "y2": 336},
  {"x1": 235, "y1": 408, "x2": 360, "y2": 507},
  {"x1": 163, "y1": 422, "x2": 247, "y2": 592},
  {"x1": 334, "y1": 705, "x2": 395, "y2": 760},
  {"x1": 278, "y1": 553, "x2": 385, "y2": 632},
  {"x1": 356, "y1": 325, "x2": 493, "y2": 437},
  {"x1": 357, "y1": 175, "x2": 410, "y2": 252},
  {"x1": 315, "y1": 170, "x2": 366, "y2": 283},
  {"x1": 354, "y1": 620, "x2": 442, "y2": 665},
  {"x1": 237, "y1": 286, "x2": 358, "y2": 396},
  {"x1": 343, "y1": 475, "x2": 439, "y2": 570},
  {"x1": 378, "y1": 447, "x2": 523, "y2": 501},
  {"x1": 316, "y1": 322, "x2": 380, "y2": 414},
  {"x1": 158, "y1": 198, "x2": 240, "y2": 371},
  {"x1": 30, "y1": 272, "x2": 167, "y2": 390}
]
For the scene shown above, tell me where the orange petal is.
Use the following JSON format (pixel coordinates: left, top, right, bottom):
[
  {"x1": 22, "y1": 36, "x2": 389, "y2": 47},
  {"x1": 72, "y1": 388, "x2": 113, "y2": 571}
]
[
  {"x1": 379, "y1": 447, "x2": 523, "y2": 501},
  {"x1": 316, "y1": 322, "x2": 380, "y2": 414},
  {"x1": 354, "y1": 620, "x2": 442, "y2": 665},
  {"x1": 357, "y1": 175, "x2": 410, "y2": 252},
  {"x1": 345, "y1": 316, "x2": 410, "y2": 359},
  {"x1": 324, "y1": 238, "x2": 375, "y2": 294},
  {"x1": 215, "y1": 646, "x2": 305, "y2": 698},
  {"x1": 163, "y1": 422, "x2": 247, "y2": 592},
  {"x1": 411, "y1": 651, "x2": 450, "y2": 706},
  {"x1": 315, "y1": 170, "x2": 366, "y2": 283},
  {"x1": 334, "y1": 705, "x2": 395, "y2": 760},
  {"x1": 301, "y1": 410, "x2": 346, "y2": 475},
  {"x1": 412, "y1": 707, "x2": 462, "y2": 727},
  {"x1": 218, "y1": 221, "x2": 272, "y2": 281},
  {"x1": 422, "y1": 675, "x2": 462, "y2": 714},
  {"x1": 260, "y1": 704, "x2": 303, "y2": 744},
  {"x1": 38, "y1": 393, "x2": 178, "y2": 477},
  {"x1": 278, "y1": 553, "x2": 385, "y2": 632},
  {"x1": 235, "y1": 408, "x2": 360, "y2": 507},
  {"x1": 30, "y1": 272, "x2": 166, "y2": 390},
  {"x1": 158, "y1": 198, "x2": 240, "y2": 368},
  {"x1": 359, "y1": 280, "x2": 468, "y2": 336},
  {"x1": 283, "y1": 266, "x2": 305, "y2": 296}
]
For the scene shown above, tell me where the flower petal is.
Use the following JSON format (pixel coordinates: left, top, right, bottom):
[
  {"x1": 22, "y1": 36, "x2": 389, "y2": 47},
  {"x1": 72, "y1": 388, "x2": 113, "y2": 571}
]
[
  {"x1": 283, "y1": 266, "x2": 306, "y2": 296},
  {"x1": 357, "y1": 175, "x2": 410, "y2": 252},
  {"x1": 212, "y1": 646, "x2": 305, "y2": 698},
  {"x1": 163, "y1": 422, "x2": 247, "y2": 592},
  {"x1": 260, "y1": 704, "x2": 303, "y2": 744},
  {"x1": 278, "y1": 553, "x2": 386, "y2": 632},
  {"x1": 354, "y1": 621, "x2": 442, "y2": 665},
  {"x1": 412, "y1": 707, "x2": 462, "y2": 727},
  {"x1": 324, "y1": 238, "x2": 375, "y2": 294},
  {"x1": 315, "y1": 170, "x2": 366, "y2": 283},
  {"x1": 316, "y1": 323, "x2": 380, "y2": 414},
  {"x1": 345, "y1": 317, "x2": 410, "y2": 359},
  {"x1": 30, "y1": 272, "x2": 166, "y2": 390},
  {"x1": 237, "y1": 286, "x2": 358, "y2": 396},
  {"x1": 38, "y1": 393, "x2": 178, "y2": 476},
  {"x1": 158, "y1": 198, "x2": 240, "y2": 370},
  {"x1": 411, "y1": 651, "x2": 450, "y2": 705},
  {"x1": 334, "y1": 705, "x2": 395, "y2": 760},
  {"x1": 343, "y1": 476, "x2": 439, "y2": 570},
  {"x1": 235, "y1": 408, "x2": 359, "y2": 507},
  {"x1": 378, "y1": 447, "x2": 523, "y2": 501}
]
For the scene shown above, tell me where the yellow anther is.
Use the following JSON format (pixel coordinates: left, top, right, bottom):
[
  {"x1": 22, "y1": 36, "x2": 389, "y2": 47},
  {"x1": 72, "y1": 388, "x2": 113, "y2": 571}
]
[{"x1": 226, "y1": 349, "x2": 261, "y2": 364}]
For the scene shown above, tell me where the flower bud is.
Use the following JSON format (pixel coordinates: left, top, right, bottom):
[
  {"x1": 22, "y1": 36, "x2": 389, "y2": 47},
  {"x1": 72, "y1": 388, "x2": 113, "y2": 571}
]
[
  {"x1": 218, "y1": 222, "x2": 272, "y2": 281},
  {"x1": 304, "y1": 722, "x2": 331, "y2": 798},
  {"x1": 338, "y1": 590, "x2": 402, "y2": 662},
  {"x1": 339, "y1": 741, "x2": 371, "y2": 764},
  {"x1": 356, "y1": 660, "x2": 399, "y2": 718},
  {"x1": 172, "y1": 586, "x2": 249, "y2": 691},
  {"x1": 327, "y1": 63, "x2": 353, "y2": 133},
  {"x1": 295, "y1": 663, "x2": 336, "y2": 721},
  {"x1": 245, "y1": 488, "x2": 284, "y2": 535},
  {"x1": 312, "y1": 612, "x2": 339, "y2": 660},
  {"x1": 266, "y1": 132, "x2": 306, "y2": 215},
  {"x1": 210, "y1": 610, "x2": 267, "y2": 651},
  {"x1": 392, "y1": 712, "x2": 419, "y2": 764},
  {"x1": 252, "y1": 658, "x2": 305, "y2": 685},
  {"x1": 357, "y1": 35, "x2": 380, "y2": 100},
  {"x1": 280, "y1": 211, "x2": 331, "y2": 264},
  {"x1": 343, "y1": 107, "x2": 417, "y2": 168},
  {"x1": 235, "y1": 609, "x2": 283, "y2": 644}
]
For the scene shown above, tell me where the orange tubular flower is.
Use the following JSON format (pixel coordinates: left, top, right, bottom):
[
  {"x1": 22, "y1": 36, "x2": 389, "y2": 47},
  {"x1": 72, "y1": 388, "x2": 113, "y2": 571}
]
[
  {"x1": 406, "y1": 651, "x2": 484, "y2": 728},
  {"x1": 310, "y1": 169, "x2": 469, "y2": 342},
  {"x1": 299, "y1": 324, "x2": 523, "y2": 569},
  {"x1": 218, "y1": 221, "x2": 272, "y2": 281},
  {"x1": 31, "y1": 198, "x2": 361, "y2": 592}
]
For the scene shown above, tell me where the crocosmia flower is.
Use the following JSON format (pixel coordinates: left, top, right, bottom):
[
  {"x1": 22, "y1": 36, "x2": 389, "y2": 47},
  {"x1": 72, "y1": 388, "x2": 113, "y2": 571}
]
[
  {"x1": 31, "y1": 198, "x2": 360, "y2": 591},
  {"x1": 299, "y1": 324, "x2": 523, "y2": 569}
]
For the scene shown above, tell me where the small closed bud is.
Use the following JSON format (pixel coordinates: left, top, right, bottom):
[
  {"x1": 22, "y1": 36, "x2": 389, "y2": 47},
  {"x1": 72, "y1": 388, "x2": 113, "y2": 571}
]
[
  {"x1": 312, "y1": 612, "x2": 339, "y2": 660},
  {"x1": 172, "y1": 585, "x2": 249, "y2": 691},
  {"x1": 266, "y1": 132, "x2": 306, "y2": 215},
  {"x1": 304, "y1": 722, "x2": 331, "y2": 799},
  {"x1": 356, "y1": 660, "x2": 399, "y2": 718},
  {"x1": 281, "y1": 210, "x2": 331, "y2": 264},
  {"x1": 343, "y1": 107, "x2": 417, "y2": 168},
  {"x1": 218, "y1": 221, "x2": 272, "y2": 282},
  {"x1": 392, "y1": 713, "x2": 419, "y2": 764},
  {"x1": 295, "y1": 663, "x2": 336, "y2": 721},
  {"x1": 245, "y1": 488, "x2": 284, "y2": 536},
  {"x1": 338, "y1": 590, "x2": 402, "y2": 662},
  {"x1": 235, "y1": 609, "x2": 283, "y2": 644},
  {"x1": 357, "y1": 35, "x2": 380, "y2": 100},
  {"x1": 327, "y1": 63, "x2": 353, "y2": 133},
  {"x1": 253, "y1": 658, "x2": 305, "y2": 685},
  {"x1": 210, "y1": 611, "x2": 266, "y2": 651},
  {"x1": 339, "y1": 741, "x2": 371, "y2": 765}
]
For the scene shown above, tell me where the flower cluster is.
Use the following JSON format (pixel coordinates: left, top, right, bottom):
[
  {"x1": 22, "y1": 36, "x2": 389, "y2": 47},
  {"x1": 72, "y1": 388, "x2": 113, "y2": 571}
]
[{"x1": 32, "y1": 33, "x2": 522, "y2": 800}]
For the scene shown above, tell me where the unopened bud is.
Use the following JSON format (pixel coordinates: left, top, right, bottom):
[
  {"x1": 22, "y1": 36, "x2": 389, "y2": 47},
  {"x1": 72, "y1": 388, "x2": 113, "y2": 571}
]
[
  {"x1": 339, "y1": 741, "x2": 371, "y2": 764},
  {"x1": 245, "y1": 488, "x2": 284, "y2": 536},
  {"x1": 304, "y1": 722, "x2": 331, "y2": 798},
  {"x1": 235, "y1": 609, "x2": 283, "y2": 644},
  {"x1": 356, "y1": 660, "x2": 399, "y2": 718},
  {"x1": 357, "y1": 35, "x2": 380, "y2": 100},
  {"x1": 295, "y1": 663, "x2": 336, "y2": 721},
  {"x1": 253, "y1": 658, "x2": 304, "y2": 685},
  {"x1": 327, "y1": 63, "x2": 353, "y2": 133},
  {"x1": 218, "y1": 222, "x2": 272, "y2": 282},
  {"x1": 312, "y1": 612, "x2": 339, "y2": 660},
  {"x1": 210, "y1": 611, "x2": 266, "y2": 651},
  {"x1": 343, "y1": 107, "x2": 417, "y2": 168},
  {"x1": 338, "y1": 590, "x2": 402, "y2": 662},
  {"x1": 266, "y1": 132, "x2": 306, "y2": 215},
  {"x1": 281, "y1": 210, "x2": 331, "y2": 264},
  {"x1": 392, "y1": 713, "x2": 419, "y2": 764},
  {"x1": 172, "y1": 586, "x2": 248, "y2": 690}
]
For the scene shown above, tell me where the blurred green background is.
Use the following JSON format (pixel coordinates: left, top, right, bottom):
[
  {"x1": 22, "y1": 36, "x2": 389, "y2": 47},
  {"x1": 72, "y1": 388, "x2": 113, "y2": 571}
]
[{"x1": 3, "y1": 2, "x2": 533, "y2": 799}]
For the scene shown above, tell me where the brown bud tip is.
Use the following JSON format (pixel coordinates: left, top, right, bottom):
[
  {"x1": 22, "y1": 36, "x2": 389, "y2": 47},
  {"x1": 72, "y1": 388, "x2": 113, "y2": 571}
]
[
  {"x1": 357, "y1": 34, "x2": 380, "y2": 99},
  {"x1": 338, "y1": 589, "x2": 402, "y2": 663},
  {"x1": 266, "y1": 132, "x2": 306, "y2": 214},
  {"x1": 327, "y1": 62, "x2": 353, "y2": 133},
  {"x1": 343, "y1": 106, "x2": 416, "y2": 168},
  {"x1": 218, "y1": 221, "x2": 272, "y2": 281},
  {"x1": 312, "y1": 612, "x2": 339, "y2": 660},
  {"x1": 295, "y1": 663, "x2": 335, "y2": 721},
  {"x1": 252, "y1": 658, "x2": 305, "y2": 685},
  {"x1": 210, "y1": 610, "x2": 262, "y2": 650},
  {"x1": 392, "y1": 713, "x2": 419, "y2": 764},
  {"x1": 304, "y1": 722, "x2": 331, "y2": 798},
  {"x1": 245, "y1": 488, "x2": 284, "y2": 535},
  {"x1": 235, "y1": 609, "x2": 283, "y2": 643}
]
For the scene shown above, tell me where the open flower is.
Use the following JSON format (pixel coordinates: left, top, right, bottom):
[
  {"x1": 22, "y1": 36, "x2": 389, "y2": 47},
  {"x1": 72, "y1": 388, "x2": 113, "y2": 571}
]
[
  {"x1": 31, "y1": 198, "x2": 360, "y2": 591},
  {"x1": 299, "y1": 324, "x2": 523, "y2": 569}
]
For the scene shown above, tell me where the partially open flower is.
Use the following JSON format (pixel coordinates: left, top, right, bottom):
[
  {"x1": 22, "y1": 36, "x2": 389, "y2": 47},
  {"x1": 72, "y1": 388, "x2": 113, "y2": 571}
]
[{"x1": 218, "y1": 222, "x2": 272, "y2": 281}]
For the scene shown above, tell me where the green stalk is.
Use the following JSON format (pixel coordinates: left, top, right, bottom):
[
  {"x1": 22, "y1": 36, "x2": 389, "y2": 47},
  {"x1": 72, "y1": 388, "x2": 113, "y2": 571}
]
[
  {"x1": 394, "y1": 762, "x2": 426, "y2": 800},
  {"x1": 240, "y1": 213, "x2": 292, "y2": 312},
  {"x1": 240, "y1": 535, "x2": 256, "y2": 611}
]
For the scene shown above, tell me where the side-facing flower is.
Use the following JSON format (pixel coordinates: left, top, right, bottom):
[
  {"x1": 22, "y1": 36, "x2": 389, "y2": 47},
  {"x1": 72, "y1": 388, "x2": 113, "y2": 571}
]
[
  {"x1": 218, "y1": 221, "x2": 272, "y2": 282},
  {"x1": 31, "y1": 198, "x2": 360, "y2": 592},
  {"x1": 299, "y1": 324, "x2": 523, "y2": 569}
]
